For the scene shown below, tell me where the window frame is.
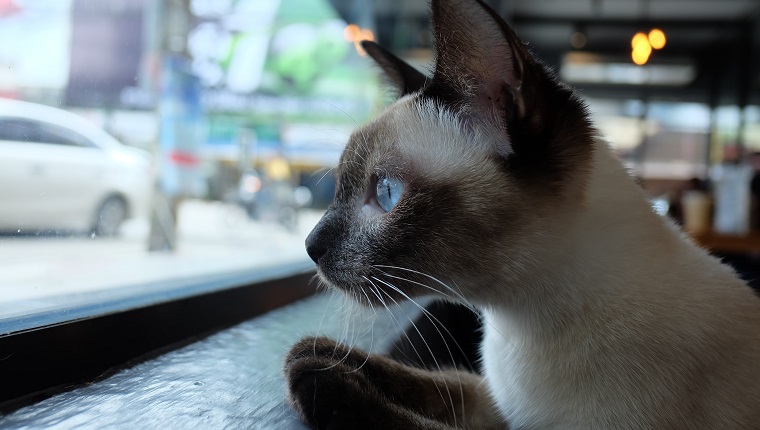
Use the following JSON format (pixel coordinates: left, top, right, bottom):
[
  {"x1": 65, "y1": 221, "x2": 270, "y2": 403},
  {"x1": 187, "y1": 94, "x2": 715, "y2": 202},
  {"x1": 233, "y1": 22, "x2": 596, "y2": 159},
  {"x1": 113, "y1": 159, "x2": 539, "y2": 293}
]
[{"x1": 0, "y1": 269, "x2": 316, "y2": 413}]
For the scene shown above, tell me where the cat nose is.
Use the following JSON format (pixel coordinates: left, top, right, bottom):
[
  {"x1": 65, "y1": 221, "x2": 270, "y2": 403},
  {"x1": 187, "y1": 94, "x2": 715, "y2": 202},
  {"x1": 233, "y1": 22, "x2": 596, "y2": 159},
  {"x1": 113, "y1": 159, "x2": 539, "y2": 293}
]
[{"x1": 305, "y1": 228, "x2": 327, "y2": 264}]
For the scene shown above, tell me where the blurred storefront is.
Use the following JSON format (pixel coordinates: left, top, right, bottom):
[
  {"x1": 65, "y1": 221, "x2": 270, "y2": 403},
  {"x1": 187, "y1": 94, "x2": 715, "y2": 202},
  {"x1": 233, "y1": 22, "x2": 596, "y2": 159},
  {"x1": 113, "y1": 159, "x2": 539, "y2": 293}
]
[{"x1": 0, "y1": 0, "x2": 382, "y2": 210}]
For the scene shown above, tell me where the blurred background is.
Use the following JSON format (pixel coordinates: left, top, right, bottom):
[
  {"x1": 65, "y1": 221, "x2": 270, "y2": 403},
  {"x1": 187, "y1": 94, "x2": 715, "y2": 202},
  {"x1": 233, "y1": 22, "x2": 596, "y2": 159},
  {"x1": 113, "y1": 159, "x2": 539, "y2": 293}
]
[
  {"x1": 348, "y1": 0, "x2": 760, "y2": 202},
  {"x1": 1, "y1": 0, "x2": 760, "y2": 321}
]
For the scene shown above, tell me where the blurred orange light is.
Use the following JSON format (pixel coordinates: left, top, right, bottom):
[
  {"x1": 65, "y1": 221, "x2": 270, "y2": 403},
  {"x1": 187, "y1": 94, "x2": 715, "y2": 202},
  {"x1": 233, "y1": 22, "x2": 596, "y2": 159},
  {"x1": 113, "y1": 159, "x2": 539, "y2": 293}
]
[
  {"x1": 361, "y1": 28, "x2": 375, "y2": 41},
  {"x1": 632, "y1": 34, "x2": 652, "y2": 65},
  {"x1": 355, "y1": 43, "x2": 366, "y2": 56},
  {"x1": 633, "y1": 40, "x2": 652, "y2": 57},
  {"x1": 631, "y1": 32, "x2": 649, "y2": 49},
  {"x1": 343, "y1": 26, "x2": 374, "y2": 57},
  {"x1": 631, "y1": 48, "x2": 650, "y2": 65},
  {"x1": 344, "y1": 24, "x2": 360, "y2": 42},
  {"x1": 648, "y1": 28, "x2": 666, "y2": 50}
]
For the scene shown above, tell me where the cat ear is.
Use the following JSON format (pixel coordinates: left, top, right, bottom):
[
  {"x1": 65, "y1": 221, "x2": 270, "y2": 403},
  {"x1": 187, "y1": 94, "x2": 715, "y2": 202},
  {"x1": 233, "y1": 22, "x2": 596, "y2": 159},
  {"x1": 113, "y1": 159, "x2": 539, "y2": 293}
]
[
  {"x1": 361, "y1": 40, "x2": 429, "y2": 97},
  {"x1": 428, "y1": 0, "x2": 594, "y2": 195},
  {"x1": 429, "y1": 0, "x2": 535, "y2": 124}
]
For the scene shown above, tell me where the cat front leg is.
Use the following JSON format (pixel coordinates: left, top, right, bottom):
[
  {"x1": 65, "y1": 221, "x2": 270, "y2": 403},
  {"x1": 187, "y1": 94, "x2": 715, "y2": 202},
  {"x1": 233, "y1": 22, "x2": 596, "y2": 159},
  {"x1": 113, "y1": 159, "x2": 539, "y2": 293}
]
[{"x1": 284, "y1": 336, "x2": 505, "y2": 430}]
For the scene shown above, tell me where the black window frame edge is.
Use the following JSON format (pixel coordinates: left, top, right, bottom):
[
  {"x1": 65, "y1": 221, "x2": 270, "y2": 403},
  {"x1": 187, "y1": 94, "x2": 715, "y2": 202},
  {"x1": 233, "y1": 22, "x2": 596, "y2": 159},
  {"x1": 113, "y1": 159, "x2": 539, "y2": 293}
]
[
  {"x1": 1, "y1": 260, "x2": 317, "y2": 336},
  {"x1": 0, "y1": 269, "x2": 317, "y2": 414}
]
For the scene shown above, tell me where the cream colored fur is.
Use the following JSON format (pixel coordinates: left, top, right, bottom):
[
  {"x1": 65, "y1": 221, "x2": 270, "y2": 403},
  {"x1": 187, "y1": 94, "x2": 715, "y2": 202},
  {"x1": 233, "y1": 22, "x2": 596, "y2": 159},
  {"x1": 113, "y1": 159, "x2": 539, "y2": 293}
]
[
  {"x1": 376, "y1": 96, "x2": 760, "y2": 429},
  {"x1": 477, "y1": 140, "x2": 760, "y2": 429},
  {"x1": 307, "y1": 1, "x2": 760, "y2": 423}
]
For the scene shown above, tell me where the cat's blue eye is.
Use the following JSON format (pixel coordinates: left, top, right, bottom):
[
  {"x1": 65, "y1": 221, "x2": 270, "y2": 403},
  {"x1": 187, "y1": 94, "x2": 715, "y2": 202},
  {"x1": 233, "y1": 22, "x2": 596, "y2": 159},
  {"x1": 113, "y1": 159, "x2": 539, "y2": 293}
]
[{"x1": 376, "y1": 176, "x2": 404, "y2": 212}]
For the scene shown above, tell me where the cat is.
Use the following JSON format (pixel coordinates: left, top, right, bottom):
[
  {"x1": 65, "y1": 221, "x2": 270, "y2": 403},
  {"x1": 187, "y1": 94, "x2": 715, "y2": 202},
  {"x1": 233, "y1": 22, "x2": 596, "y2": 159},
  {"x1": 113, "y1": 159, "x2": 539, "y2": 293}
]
[{"x1": 284, "y1": 0, "x2": 760, "y2": 428}]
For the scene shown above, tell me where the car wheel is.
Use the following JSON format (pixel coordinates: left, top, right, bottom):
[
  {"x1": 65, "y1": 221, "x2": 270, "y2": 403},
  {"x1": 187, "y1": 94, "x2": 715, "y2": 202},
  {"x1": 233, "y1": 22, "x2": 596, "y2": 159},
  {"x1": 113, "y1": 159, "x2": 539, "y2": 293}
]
[{"x1": 92, "y1": 196, "x2": 127, "y2": 237}]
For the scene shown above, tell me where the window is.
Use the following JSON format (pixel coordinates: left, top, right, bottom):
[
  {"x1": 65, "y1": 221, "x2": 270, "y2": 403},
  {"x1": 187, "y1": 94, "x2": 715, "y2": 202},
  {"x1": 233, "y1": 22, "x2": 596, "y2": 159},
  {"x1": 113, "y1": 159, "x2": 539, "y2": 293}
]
[
  {"x1": 0, "y1": 0, "x2": 380, "y2": 347},
  {"x1": 0, "y1": 118, "x2": 96, "y2": 147},
  {"x1": 0, "y1": 0, "x2": 386, "y2": 410},
  {"x1": 37, "y1": 122, "x2": 95, "y2": 147},
  {"x1": 589, "y1": 98, "x2": 711, "y2": 180},
  {"x1": 0, "y1": 119, "x2": 41, "y2": 142},
  {"x1": 744, "y1": 106, "x2": 760, "y2": 153}
]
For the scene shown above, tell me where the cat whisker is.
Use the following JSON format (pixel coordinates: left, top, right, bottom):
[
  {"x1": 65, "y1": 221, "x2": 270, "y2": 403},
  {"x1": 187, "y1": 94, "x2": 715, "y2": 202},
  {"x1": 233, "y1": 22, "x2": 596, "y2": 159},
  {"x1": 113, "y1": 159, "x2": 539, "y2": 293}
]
[
  {"x1": 366, "y1": 281, "x2": 409, "y2": 341},
  {"x1": 343, "y1": 290, "x2": 379, "y2": 362},
  {"x1": 309, "y1": 165, "x2": 333, "y2": 178},
  {"x1": 371, "y1": 268, "x2": 459, "y2": 302},
  {"x1": 371, "y1": 276, "x2": 466, "y2": 426},
  {"x1": 313, "y1": 289, "x2": 338, "y2": 356},
  {"x1": 354, "y1": 123, "x2": 371, "y2": 165},
  {"x1": 340, "y1": 278, "x2": 384, "y2": 374},
  {"x1": 315, "y1": 165, "x2": 336, "y2": 186},
  {"x1": 356, "y1": 284, "x2": 380, "y2": 318},
  {"x1": 317, "y1": 288, "x2": 360, "y2": 361},
  {"x1": 310, "y1": 274, "x2": 332, "y2": 297},
  {"x1": 363, "y1": 277, "x2": 456, "y2": 421},
  {"x1": 305, "y1": 292, "x2": 372, "y2": 373},
  {"x1": 372, "y1": 273, "x2": 478, "y2": 374},
  {"x1": 302, "y1": 302, "x2": 356, "y2": 371},
  {"x1": 341, "y1": 150, "x2": 368, "y2": 170},
  {"x1": 370, "y1": 267, "x2": 489, "y2": 343},
  {"x1": 372, "y1": 265, "x2": 469, "y2": 304},
  {"x1": 373, "y1": 267, "x2": 511, "y2": 345},
  {"x1": 316, "y1": 100, "x2": 360, "y2": 129}
]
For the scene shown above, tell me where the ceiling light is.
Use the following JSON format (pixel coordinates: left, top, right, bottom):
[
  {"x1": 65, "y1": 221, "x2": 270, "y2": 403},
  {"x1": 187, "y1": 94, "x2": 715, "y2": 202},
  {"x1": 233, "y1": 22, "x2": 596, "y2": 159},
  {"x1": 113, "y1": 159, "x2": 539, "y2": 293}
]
[
  {"x1": 630, "y1": 28, "x2": 666, "y2": 65},
  {"x1": 648, "y1": 28, "x2": 666, "y2": 50},
  {"x1": 631, "y1": 32, "x2": 649, "y2": 49}
]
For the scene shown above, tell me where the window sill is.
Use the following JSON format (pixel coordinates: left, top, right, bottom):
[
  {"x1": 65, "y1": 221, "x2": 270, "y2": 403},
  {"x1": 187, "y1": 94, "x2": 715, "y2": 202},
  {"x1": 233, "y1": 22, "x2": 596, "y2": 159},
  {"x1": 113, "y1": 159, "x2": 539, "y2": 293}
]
[
  {"x1": 0, "y1": 293, "x2": 411, "y2": 428},
  {"x1": 0, "y1": 265, "x2": 317, "y2": 412}
]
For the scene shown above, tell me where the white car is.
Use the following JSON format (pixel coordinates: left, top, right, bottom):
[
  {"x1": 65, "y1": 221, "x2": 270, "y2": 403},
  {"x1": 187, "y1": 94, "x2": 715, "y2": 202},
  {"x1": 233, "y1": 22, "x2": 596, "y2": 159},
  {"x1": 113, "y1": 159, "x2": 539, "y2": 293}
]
[{"x1": 0, "y1": 98, "x2": 152, "y2": 236}]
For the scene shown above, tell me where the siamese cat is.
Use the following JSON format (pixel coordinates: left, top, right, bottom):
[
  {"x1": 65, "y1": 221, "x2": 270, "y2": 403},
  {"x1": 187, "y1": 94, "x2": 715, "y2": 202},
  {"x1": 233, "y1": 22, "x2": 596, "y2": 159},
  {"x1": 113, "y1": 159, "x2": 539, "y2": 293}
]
[{"x1": 284, "y1": 0, "x2": 760, "y2": 428}]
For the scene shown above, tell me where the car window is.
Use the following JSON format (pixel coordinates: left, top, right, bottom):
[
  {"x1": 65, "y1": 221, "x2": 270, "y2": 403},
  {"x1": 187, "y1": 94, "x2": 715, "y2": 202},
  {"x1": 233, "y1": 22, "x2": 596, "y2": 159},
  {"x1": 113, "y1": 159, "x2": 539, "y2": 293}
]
[
  {"x1": 37, "y1": 122, "x2": 97, "y2": 148},
  {"x1": 0, "y1": 118, "x2": 95, "y2": 148},
  {"x1": 0, "y1": 118, "x2": 42, "y2": 143}
]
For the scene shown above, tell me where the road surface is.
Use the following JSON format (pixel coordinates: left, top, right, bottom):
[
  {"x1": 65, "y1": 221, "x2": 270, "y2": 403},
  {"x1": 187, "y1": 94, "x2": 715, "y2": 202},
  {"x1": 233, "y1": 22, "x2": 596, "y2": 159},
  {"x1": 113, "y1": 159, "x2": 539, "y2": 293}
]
[{"x1": 0, "y1": 200, "x2": 323, "y2": 321}]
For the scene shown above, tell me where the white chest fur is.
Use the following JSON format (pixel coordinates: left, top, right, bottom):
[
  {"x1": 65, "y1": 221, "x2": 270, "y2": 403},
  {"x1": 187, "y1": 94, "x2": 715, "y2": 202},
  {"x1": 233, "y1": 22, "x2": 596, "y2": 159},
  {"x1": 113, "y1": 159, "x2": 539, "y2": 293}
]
[{"x1": 481, "y1": 312, "x2": 588, "y2": 430}]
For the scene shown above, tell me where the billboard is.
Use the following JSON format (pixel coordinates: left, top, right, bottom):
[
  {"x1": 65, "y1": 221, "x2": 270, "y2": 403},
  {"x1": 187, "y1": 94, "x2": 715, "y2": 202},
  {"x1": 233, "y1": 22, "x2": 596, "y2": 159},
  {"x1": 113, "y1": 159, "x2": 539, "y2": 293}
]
[
  {"x1": 65, "y1": 0, "x2": 147, "y2": 108},
  {"x1": 189, "y1": 0, "x2": 381, "y2": 165},
  {"x1": 3, "y1": 0, "x2": 380, "y2": 167}
]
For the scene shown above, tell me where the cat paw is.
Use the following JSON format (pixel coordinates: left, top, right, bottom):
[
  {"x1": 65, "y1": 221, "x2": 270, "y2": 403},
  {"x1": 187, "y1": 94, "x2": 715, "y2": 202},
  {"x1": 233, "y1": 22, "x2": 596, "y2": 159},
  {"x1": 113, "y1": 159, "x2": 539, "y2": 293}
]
[
  {"x1": 284, "y1": 339, "x2": 378, "y2": 429},
  {"x1": 284, "y1": 336, "x2": 463, "y2": 430},
  {"x1": 284, "y1": 336, "x2": 369, "y2": 370}
]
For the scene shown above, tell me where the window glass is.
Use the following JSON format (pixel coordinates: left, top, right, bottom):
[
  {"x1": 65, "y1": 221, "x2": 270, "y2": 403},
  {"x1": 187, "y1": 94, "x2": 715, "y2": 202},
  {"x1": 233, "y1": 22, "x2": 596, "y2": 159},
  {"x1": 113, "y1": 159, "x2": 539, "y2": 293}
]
[
  {"x1": 588, "y1": 98, "x2": 711, "y2": 180},
  {"x1": 38, "y1": 121, "x2": 96, "y2": 147},
  {"x1": 0, "y1": 0, "x2": 381, "y2": 332},
  {"x1": 745, "y1": 106, "x2": 760, "y2": 153},
  {"x1": 712, "y1": 106, "x2": 742, "y2": 163},
  {"x1": 0, "y1": 119, "x2": 41, "y2": 142}
]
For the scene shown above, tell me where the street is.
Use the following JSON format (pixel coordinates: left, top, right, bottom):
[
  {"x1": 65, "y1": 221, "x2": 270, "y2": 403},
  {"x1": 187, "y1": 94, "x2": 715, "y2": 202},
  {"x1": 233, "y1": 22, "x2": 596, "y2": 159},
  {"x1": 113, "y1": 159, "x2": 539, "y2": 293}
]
[{"x1": 0, "y1": 200, "x2": 323, "y2": 320}]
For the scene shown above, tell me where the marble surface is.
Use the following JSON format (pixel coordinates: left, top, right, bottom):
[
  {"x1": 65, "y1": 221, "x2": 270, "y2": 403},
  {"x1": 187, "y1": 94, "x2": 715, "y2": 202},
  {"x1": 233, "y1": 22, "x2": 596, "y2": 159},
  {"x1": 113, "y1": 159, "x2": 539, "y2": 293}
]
[{"x1": 1, "y1": 294, "x2": 419, "y2": 429}]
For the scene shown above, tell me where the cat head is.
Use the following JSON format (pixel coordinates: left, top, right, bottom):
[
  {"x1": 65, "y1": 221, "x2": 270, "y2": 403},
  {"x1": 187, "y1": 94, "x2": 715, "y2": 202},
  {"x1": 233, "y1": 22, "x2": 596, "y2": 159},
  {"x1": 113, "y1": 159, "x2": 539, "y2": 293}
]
[{"x1": 305, "y1": 0, "x2": 596, "y2": 307}]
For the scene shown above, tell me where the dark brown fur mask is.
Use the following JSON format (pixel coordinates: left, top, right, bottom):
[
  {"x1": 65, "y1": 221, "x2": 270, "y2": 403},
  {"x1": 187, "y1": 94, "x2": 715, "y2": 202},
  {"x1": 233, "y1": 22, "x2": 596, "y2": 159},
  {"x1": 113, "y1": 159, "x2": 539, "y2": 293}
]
[{"x1": 305, "y1": 0, "x2": 596, "y2": 308}]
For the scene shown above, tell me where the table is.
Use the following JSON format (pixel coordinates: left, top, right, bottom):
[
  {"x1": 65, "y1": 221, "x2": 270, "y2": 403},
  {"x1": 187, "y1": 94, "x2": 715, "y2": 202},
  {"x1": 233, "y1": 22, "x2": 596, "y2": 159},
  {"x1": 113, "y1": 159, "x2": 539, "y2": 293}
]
[{"x1": 690, "y1": 231, "x2": 760, "y2": 254}]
